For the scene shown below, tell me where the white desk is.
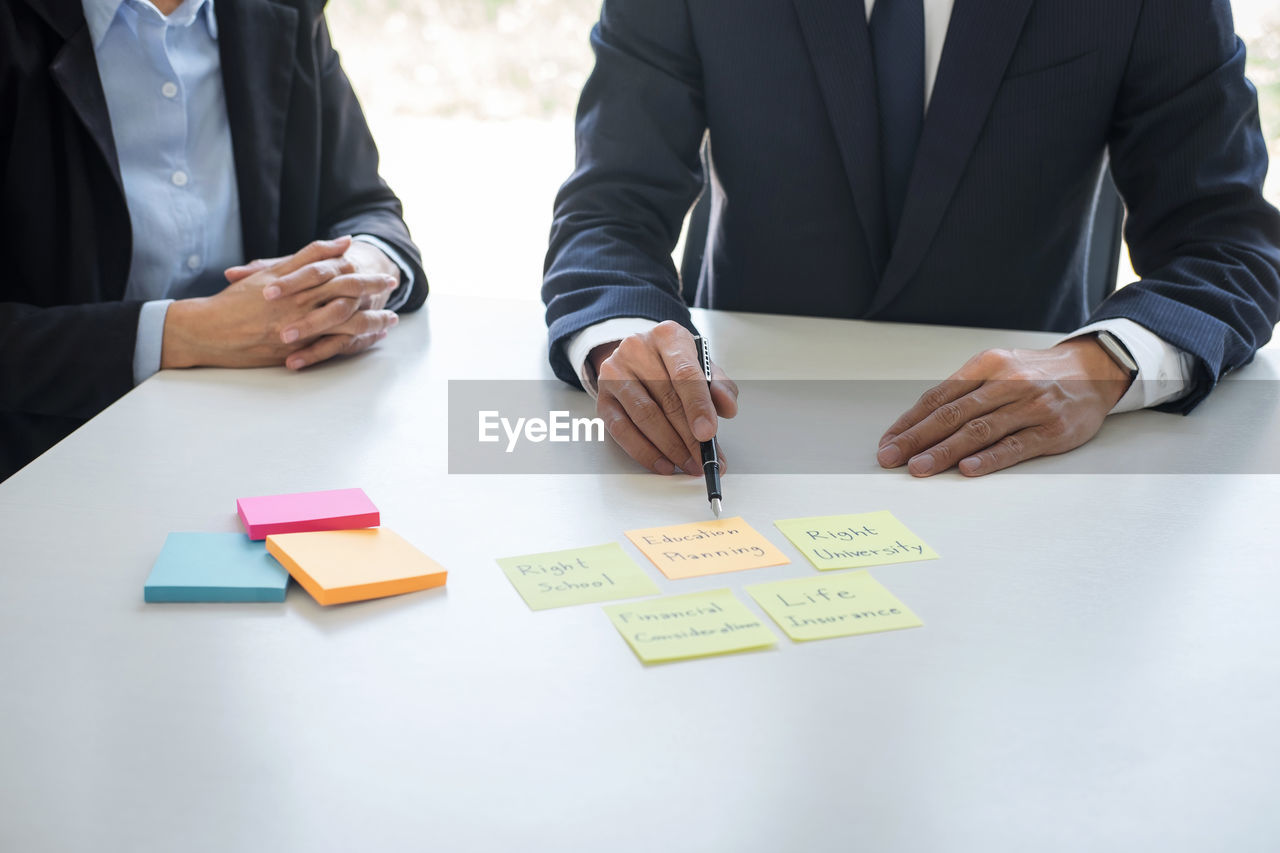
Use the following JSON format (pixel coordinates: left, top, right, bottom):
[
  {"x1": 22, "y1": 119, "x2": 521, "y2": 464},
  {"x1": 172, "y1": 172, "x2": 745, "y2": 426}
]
[{"x1": 2, "y1": 295, "x2": 1278, "y2": 852}]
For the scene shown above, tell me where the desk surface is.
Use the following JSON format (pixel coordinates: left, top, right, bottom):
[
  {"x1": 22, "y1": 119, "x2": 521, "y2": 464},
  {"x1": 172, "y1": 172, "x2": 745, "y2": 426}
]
[{"x1": 2, "y1": 295, "x2": 1278, "y2": 852}]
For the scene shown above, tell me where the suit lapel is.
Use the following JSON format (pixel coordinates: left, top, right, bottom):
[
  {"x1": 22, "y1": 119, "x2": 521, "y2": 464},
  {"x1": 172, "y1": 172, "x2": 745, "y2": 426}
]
[
  {"x1": 866, "y1": 0, "x2": 1035, "y2": 316},
  {"x1": 44, "y1": 1, "x2": 125, "y2": 198},
  {"x1": 791, "y1": 0, "x2": 889, "y2": 281},
  {"x1": 216, "y1": 0, "x2": 299, "y2": 260}
]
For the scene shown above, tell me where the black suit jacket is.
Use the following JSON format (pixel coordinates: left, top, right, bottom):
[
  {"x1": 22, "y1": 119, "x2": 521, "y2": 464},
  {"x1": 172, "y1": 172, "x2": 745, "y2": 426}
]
[
  {"x1": 0, "y1": 0, "x2": 427, "y2": 480},
  {"x1": 543, "y1": 0, "x2": 1280, "y2": 401}
]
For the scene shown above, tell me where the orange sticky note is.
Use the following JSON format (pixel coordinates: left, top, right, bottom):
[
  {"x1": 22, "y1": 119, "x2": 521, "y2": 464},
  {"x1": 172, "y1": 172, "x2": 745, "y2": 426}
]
[
  {"x1": 624, "y1": 517, "x2": 790, "y2": 579},
  {"x1": 265, "y1": 528, "x2": 447, "y2": 606}
]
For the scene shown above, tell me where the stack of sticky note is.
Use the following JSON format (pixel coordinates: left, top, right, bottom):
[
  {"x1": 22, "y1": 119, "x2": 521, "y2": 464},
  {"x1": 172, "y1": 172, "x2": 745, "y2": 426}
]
[{"x1": 144, "y1": 488, "x2": 447, "y2": 606}]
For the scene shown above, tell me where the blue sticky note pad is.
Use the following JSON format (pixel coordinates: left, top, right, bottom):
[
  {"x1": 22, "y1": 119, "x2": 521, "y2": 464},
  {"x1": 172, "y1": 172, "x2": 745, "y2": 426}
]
[{"x1": 145, "y1": 533, "x2": 289, "y2": 603}]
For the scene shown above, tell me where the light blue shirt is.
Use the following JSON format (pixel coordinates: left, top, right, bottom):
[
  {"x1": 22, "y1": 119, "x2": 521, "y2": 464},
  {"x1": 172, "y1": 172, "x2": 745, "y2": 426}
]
[{"x1": 84, "y1": 0, "x2": 412, "y2": 383}]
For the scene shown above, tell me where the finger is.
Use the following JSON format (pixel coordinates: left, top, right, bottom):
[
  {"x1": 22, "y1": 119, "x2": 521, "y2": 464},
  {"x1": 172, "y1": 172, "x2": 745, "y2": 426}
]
[
  {"x1": 306, "y1": 272, "x2": 398, "y2": 309},
  {"x1": 606, "y1": 334, "x2": 702, "y2": 473},
  {"x1": 613, "y1": 377, "x2": 702, "y2": 476},
  {"x1": 279, "y1": 296, "x2": 359, "y2": 343},
  {"x1": 881, "y1": 382, "x2": 1025, "y2": 470},
  {"x1": 709, "y1": 363, "x2": 740, "y2": 418},
  {"x1": 652, "y1": 323, "x2": 719, "y2": 442},
  {"x1": 285, "y1": 334, "x2": 351, "y2": 371},
  {"x1": 224, "y1": 256, "x2": 284, "y2": 283},
  {"x1": 342, "y1": 328, "x2": 391, "y2": 356},
  {"x1": 904, "y1": 400, "x2": 1028, "y2": 477},
  {"x1": 879, "y1": 377, "x2": 984, "y2": 449},
  {"x1": 597, "y1": 393, "x2": 678, "y2": 475},
  {"x1": 266, "y1": 236, "x2": 353, "y2": 279},
  {"x1": 327, "y1": 309, "x2": 400, "y2": 339},
  {"x1": 286, "y1": 329, "x2": 390, "y2": 371},
  {"x1": 266, "y1": 257, "x2": 358, "y2": 301},
  {"x1": 956, "y1": 426, "x2": 1052, "y2": 477},
  {"x1": 635, "y1": 369, "x2": 704, "y2": 475}
]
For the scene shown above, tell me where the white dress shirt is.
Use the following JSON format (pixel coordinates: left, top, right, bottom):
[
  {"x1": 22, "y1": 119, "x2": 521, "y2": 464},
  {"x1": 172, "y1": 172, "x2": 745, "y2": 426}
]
[{"x1": 566, "y1": 0, "x2": 1193, "y2": 413}]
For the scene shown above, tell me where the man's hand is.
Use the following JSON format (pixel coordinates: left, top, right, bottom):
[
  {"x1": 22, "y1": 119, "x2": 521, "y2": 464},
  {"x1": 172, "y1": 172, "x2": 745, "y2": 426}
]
[
  {"x1": 877, "y1": 337, "x2": 1133, "y2": 477},
  {"x1": 591, "y1": 321, "x2": 739, "y2": 475},
  {"x1": 162, "y1": 237, "x2": 400, "y2": 370}
]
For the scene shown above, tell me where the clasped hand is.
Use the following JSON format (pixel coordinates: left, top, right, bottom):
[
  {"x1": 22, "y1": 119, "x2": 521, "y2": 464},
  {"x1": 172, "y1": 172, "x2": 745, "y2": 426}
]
[{"x1": 161, "y1": 235, "x2": 401, "y2": 370}]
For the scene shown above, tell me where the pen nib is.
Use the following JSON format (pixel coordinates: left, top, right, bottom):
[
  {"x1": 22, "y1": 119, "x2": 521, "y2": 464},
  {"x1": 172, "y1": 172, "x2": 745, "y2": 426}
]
[{"x1": 710, "y1": 497, "x2": 722, "y2": 519}]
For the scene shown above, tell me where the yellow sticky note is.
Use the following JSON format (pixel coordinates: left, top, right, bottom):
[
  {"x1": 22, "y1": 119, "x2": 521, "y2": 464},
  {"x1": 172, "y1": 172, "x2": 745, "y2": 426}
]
[
  {"x1": 604, "y1": 589, "x2": 777, "y2": 663},
  {"x1": 774, "y1": 511, "x2": 939, "y2": 570},
  {"x1": 497, "y1": 543, "x2": 660, "y2": 611},
  {"x1": 747, "y1": 571, "x2": 923, "y2": 641},
  {"x1": 265, "y1": 528, "x2": 447, "y2": 606},
  {"x1": 624, "y1": 517, "x2": 790, "y2": 579}
]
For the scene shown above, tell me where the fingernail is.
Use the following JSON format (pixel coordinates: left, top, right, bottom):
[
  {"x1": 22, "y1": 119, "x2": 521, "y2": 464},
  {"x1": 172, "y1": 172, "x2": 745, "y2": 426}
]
[
  {"x1": 654, "y1": 458, "x2": 676, "y2": 475},
  {"x1": 682, "y1": 457, "x2": 700, "y2": 477},
  {"x1": 389, "y1": 314, "x2": 399, "y2": 326},
  {"x1": 692, "y1": 416, "x2": 714, "y2": 441},
  {"x1": 878, "y1": 435, "x2": 894, "y2": 449},
  {"x1": 877, "y1": 444, "x2": 902, "y2": 467},
  {"x1": 281, "y1": 328, "x2": 299, "y2": 343},
  {"x1": 383, "y1": 275, "x2": 397, "y2": 286},
  {"x1": 960, "y1": 456, "x2": 981, "y2": 475},
  {"x1": 286, "y1": 357, "x2": 304, "y2": 370},
  {"x1": 263, "y1": 286, "x2": 281, "y2": 300},
  {"x1": 908, "y1": 453, "x2": 934, "y2": 476}
]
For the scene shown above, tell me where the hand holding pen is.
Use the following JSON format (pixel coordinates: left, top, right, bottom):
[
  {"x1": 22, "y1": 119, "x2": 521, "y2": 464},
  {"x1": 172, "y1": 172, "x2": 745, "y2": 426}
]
[{"x1": 588, "y1": 321, "x2": 737, "y2": 484}]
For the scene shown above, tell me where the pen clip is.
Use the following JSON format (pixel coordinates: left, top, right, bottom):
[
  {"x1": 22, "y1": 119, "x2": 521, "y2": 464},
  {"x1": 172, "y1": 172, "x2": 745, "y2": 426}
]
[{"x1": 694, "y1": 335, "x2": 713, "y2": 383}]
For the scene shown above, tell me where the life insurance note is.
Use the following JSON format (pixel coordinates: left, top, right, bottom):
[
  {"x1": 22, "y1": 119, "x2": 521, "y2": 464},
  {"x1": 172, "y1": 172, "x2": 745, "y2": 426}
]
[
  {"x1": 748, "y1": 572, "x2": 922, "y2": 641},
  {"x1": 774, "y1": 511, "x2": 938, "y2": 570}
]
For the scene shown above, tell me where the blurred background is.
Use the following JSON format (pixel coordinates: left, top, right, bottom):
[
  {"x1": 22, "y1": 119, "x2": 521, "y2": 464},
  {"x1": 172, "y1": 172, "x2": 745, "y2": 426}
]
[{"x1": 325, "y1": 0, "x2": 1280, "y2": 302}]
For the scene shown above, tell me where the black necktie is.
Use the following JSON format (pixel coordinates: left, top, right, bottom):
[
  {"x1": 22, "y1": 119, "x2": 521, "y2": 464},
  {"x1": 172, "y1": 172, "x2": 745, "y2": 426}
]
[{"x1": 869, "y1": 0, "x2": 925, "y2": 246}]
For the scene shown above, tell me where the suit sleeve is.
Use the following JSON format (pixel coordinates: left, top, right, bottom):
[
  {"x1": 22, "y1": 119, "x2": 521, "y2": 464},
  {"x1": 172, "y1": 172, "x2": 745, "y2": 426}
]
[
  {"x1": 312, "y1": 11, "x2": 427, "y2": 313},
  {"x1": 0, "y1": 300, "x2": 140, "y2": 419},
  {"x1": 1095, "y1": 0, "x2": 1280, "y2": 412},
  {"x1": 541, "y1": 0, "x2": 707, "y2": 388},
  {"x1": 0, "y1": 3, "x2": 140, "y2": 420}
]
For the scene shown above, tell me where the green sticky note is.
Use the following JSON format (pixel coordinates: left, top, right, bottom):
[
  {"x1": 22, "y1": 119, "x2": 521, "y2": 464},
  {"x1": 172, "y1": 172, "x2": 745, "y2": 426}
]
[
  {"x1": 604, "y1": 589, "x2": 777, "y2": 664},
  {"x1": 774, "y1": 511, "x2": 939, "y2": 570},
  {"x1": 747, "y1": 571, "x2": 923, "y2": 641},
  {"x1": 497, "y1": 543, "x2": 660, "y2": 611}
]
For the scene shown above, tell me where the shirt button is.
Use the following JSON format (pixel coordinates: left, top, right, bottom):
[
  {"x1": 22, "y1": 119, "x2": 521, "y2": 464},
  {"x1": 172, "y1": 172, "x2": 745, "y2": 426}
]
[
  {"x1": 161, "y1": 82, "x2": 179, "y2": 98},
  {"x1": 187, "y1": 254, "x2": 201, "y2": 270},
  {"x1": 171, "y1": 171, "x2": 188, "y2": 187}
]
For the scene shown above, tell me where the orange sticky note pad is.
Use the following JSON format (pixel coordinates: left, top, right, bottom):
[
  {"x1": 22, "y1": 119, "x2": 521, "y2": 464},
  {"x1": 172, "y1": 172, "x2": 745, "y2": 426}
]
[
  {"x1": 624, "y1": 517, "x2": 790, "y2": 579},
  {"x1": 265, "y1": 528, "x2": 447, "y2": 606}
]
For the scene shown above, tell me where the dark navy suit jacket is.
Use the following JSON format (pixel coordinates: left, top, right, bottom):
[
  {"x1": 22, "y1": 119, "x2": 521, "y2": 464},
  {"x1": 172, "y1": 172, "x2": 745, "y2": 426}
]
[
  {"x1": 543, "y1": 0, "x2": 1280, "y2": 407},
  {"x1": 0, "y1": 0, "x2": 427, "y2": 480}
]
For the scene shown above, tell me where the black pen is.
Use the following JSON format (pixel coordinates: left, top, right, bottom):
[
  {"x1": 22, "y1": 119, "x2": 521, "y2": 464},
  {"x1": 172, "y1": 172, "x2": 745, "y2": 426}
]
[{"x1": 692, "y1": 335, "x2": 723, "y2": 519}]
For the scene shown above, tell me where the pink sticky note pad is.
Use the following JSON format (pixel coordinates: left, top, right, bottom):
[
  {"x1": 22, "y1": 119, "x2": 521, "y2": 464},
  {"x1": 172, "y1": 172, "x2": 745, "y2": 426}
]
[{"x1": 236, "y1": 488, "x2": 380, "y2": 540}]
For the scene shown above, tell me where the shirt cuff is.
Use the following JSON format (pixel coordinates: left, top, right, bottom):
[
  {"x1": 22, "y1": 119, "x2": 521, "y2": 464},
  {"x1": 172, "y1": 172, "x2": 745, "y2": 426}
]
[
  {"x1": 133, "y1": 299, "x2": 175, "y2": 385},
  {"x1": 352, "y1": 234, "x2": 414, "y2": 312},
  {"x1": 566, "y1": 317, "x2": 661, "y2": 397},
  {"x1": 1056, "y1": 317, "x2": 1195, "y2": 414}
]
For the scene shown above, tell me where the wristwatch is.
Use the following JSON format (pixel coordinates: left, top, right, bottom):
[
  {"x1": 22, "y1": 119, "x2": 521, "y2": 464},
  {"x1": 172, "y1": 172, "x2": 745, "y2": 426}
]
[{"x1": 1093, "y1": 330, "x2": 1139, "y2": 380}]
